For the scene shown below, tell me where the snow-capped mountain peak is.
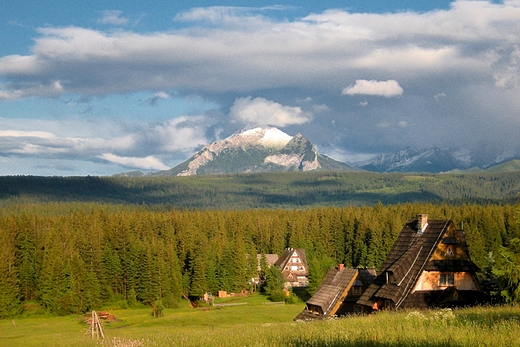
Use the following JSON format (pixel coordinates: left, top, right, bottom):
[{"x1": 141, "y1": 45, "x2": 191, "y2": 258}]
[
  {"x1": 232, "y1": 127, "x2": 292, "y2": 150},
  {"x1": 153, "y1": 127, "x2": 356, "y2": 176}
]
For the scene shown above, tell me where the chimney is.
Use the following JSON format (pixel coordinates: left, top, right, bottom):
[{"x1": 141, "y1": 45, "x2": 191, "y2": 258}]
[
  {"x1": 417, "y1": 214, "x2": 428, "y2": 232},
  {"x1": 338, "y1": 264, "x2": 344, "y2": 271}
]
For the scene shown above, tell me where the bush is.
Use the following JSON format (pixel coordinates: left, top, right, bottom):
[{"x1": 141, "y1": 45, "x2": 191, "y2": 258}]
[
  {"x1": 151, "y1": 300, "x2": 165, "y2": 318},
  {"x1": 269, "y1": 289, "x2": 286, "y2": 302}
]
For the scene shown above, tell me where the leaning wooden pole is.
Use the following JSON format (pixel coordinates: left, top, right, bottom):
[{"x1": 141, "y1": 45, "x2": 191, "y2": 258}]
[{"x1": 88, "y1": 310, "x2": 105, "y2": 340}]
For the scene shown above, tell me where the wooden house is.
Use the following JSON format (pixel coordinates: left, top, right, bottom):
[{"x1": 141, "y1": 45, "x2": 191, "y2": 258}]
[
  {"x1": 274, "y1": 248, "x2": 309, "y2": 288},
  {"x1": 357, "y1": 214, "x2": 485, "y2": 311},
  {"x1": 294, "y1": 265, "x2": 376, "y2": 320}
]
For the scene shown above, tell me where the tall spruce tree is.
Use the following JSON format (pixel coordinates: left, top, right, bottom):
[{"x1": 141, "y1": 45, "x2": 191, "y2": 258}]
[{"x1": 0, "y1": 227, "x2": 22, "y2": 318}]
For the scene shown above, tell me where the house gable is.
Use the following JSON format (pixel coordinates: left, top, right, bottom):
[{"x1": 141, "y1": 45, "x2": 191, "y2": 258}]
[
  {"x1": 275, "y1": 248, "x2": 309, "y2": 287},
  {"x1": 412, "y1": 223, "x2": 481, "y2": 293},
  {"x1": 430, "y1": 225, "x2": 470, "y2": 262}
]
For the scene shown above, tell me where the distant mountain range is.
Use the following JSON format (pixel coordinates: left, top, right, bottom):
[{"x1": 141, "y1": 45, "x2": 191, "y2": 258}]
[
  {"x1": 151, "y1": 127, "x2": 358, "y2": 176},
  {"x1": 116, "y1": 128, "x2": 520, "y2": 177},
  {"x1": 353, "y1": 147, "x2": 520, "y2": 173}
]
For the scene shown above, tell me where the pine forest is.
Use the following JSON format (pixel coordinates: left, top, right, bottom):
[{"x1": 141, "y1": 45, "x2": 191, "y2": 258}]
[{"x1": 1, "y1": 201, "x2": 520, "y2": 318}]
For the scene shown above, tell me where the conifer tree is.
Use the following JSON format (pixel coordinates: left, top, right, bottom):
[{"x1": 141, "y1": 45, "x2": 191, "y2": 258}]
[
  {"x1": 493, "y1": 238, "x2": 520, "y2": 303},
  {"x1": 0, "y1": 227, "x2": 22, "y2": 318}
]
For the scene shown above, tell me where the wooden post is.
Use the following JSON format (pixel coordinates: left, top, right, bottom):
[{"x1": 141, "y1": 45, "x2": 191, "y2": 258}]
[{"x1": 86, "y1": 310, "x2": 105, "y2": 339}]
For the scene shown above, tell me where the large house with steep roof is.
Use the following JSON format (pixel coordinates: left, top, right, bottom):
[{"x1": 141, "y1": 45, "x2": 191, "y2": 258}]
[
  {"x1": 296, "y1": 214, "x2": 486, "y2": 319},
  {"x1": 275, "y1": 248, "x2": 309, "y2": 288},
  {"x1": 357, "y1": 214, "x2": 485, "y2": 311}
]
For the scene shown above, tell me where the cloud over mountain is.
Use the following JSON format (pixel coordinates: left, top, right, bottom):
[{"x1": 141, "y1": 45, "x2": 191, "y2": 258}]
[
  {"x1": 343, "y1": 80, "x2": 403, "y2": 98},
  {"x1": 230, "y1": 97, "x2": 312, "y2": 127}
]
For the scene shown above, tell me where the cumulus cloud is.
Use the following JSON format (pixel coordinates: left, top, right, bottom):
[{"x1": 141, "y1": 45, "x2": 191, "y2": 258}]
[
  {"x1": 99, "y1": 153, "x2": 169, "y2": 170},
  {"x1": 230, "y1": 97, "x2": 312, "y2": 127},
  {"x1": 149, "y1": 116, "x2": 209, "y2": 152},
  {"x1": 342, "y1": 80, "x2": 403, "y2": 98}
]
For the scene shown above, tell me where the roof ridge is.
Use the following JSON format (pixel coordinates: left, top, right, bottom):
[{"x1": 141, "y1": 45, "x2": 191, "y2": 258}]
[{"x1": 395, "y1": 220, "x2": 449, "y2": 308}]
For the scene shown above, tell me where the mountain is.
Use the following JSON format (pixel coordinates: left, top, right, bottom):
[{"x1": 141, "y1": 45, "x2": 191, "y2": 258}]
[
  {"x1": 353, "y1": 147, "x2": 520, "y2": 173},
  {"x1": 154, "y1": 127, "x2": 358, "y2": 176},
  {"x1": 353, "y1": 147, "x2": 468, "y2": 173}
]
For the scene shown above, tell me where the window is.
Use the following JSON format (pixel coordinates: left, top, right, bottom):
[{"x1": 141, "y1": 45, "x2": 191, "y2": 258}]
[
  {"x1": 440, "y1": 273, "x2": 454, "y2": 286},
  {"x1": 353, "y1": 286, "x2": 361, "y2": 295},
  {"x1": 445, "y1": 247, "x2": 454, "y2": 257}
]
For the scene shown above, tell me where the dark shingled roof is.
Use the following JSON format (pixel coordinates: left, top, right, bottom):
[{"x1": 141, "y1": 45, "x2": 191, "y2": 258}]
[
  {"x1": 357, "y1": 217, "x2": 481, "y2": 309},
  {"x1": 294, "y1": 267, "x2": 376, "y2": 320},
  {"x1": 306, "y1": 267, "x2": 358, "y2": 315}
]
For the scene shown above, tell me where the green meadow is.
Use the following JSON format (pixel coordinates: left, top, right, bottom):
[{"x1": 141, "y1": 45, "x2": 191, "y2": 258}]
[{"x1": 1, "y1": 295, "x2": 519, "y2": 347}]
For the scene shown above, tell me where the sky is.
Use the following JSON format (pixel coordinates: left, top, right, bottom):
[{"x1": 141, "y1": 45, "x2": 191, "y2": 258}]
[{"x1": 1, "y1": 0, "x2": 519, "y2": 176}]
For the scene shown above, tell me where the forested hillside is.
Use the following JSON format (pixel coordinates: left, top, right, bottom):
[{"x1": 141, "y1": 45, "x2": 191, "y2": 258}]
[
  {"x1": 1, "y1": 202, "x2": 519, "y2": 317},
  {"x1": 2, "y1": 171, "x2": 520, "y2": 209}
]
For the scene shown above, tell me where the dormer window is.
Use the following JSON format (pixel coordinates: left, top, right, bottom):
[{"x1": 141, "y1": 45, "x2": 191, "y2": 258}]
[{"x1": 386, "y1": 271, "x2": 397, "y2": 285}]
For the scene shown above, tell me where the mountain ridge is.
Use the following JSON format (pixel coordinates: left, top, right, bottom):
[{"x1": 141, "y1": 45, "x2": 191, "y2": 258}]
[
  {"x1": 152, "y1": 127, "x2": 358, "y2": 176},
  {"x1": 352, "y1": 147, "x2": 520, "y2": 173}
]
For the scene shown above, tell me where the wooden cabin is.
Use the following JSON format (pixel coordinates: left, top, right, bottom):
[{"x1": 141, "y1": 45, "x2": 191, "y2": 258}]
[
  {"x1": 357, "y1": 214, "x2": 485, "y2": 311},
  {"x1": 294, "y1": 265, "x2": 376, "y2": 320}
]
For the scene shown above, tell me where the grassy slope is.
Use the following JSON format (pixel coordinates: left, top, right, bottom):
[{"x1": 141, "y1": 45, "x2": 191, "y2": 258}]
[{"x1": 1, "y1": 298, "x2": 519, "y2": 347}]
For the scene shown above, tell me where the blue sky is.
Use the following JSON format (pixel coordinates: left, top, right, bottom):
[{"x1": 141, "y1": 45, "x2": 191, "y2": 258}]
[{"x1": 1, "y1": 1, "x2": 519, "y2": 176}]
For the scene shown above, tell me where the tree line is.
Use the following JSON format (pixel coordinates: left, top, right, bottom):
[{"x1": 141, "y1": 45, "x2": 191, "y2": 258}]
[
  {"x1": 2, "y1": 171, "x2": 520, "y2": 209},
  {"x1": 1, "y1": 202, "x2": 519, "y2": 318}
]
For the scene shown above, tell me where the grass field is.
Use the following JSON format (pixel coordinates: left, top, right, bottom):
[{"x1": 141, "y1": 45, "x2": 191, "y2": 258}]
[{"x1": 1, "y1": 295, "x2": 519, "y2": 347}]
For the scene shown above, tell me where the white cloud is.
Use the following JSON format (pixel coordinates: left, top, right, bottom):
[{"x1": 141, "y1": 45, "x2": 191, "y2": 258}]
[
  {"x1": 0, "y1": 81, "x2": 63, "y2": 100},
  {"x1": 0, "y1": 130, "x2": 56, "y2": 138},
  {"x1": 99, "y1": 153, "x2": 169, "y2": 170},
  {"x1": 97, "y1": 10, "x2": 129, "y2": 26},
  {"x1": 434, "y1": 93, "x2": 447, "y2": 101},
  {"x1": 0, "y1": 2, "x2": 518, "y2": 98},
  {"x1": 150, "y1": 116, "x2": 209, "y2": 152},
  {"x1": 230, "y1": 97, "x2": 312, "y2": 127},
  {"x1": 148, "y1": 91, "x2": 170, "y2": 105},
  {"x1": 342, "y1": 79, "x2": 403, "y2": 98},
  {"x1": 0, "y1": 116, "x2": 208, "y2": 165}
]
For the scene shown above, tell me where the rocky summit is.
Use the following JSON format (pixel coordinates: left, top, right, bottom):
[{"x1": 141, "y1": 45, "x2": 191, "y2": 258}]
[{"x1": 154, "y1": 127, "x2": 357, "y2": 176}]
